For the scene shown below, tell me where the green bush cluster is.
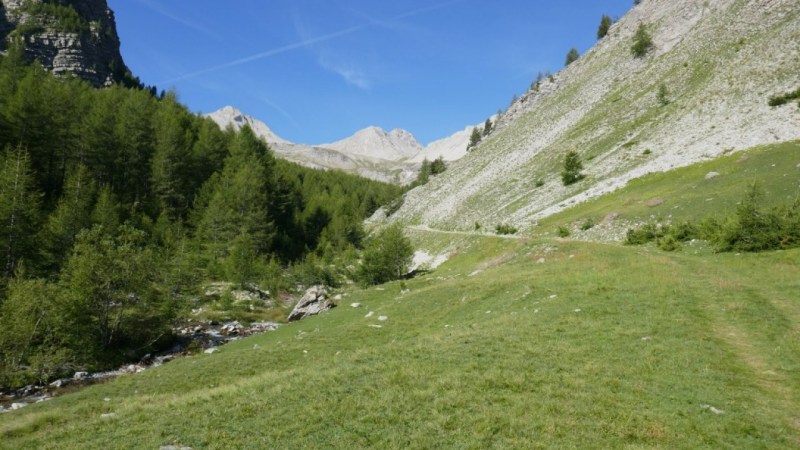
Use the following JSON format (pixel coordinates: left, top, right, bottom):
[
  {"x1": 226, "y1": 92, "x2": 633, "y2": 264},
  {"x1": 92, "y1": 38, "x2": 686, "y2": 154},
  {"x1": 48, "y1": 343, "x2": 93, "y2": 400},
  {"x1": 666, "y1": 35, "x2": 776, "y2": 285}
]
[
  {"x1": 625, "y1": 184, "x2": 800, "y2": 252},
  {"x1": 768, "y1": 87, "x2": 800, "y2": 107},
  {"x1": 556, "y1": 226, "x2": 571, "y2": 238},
  {"x1": 631, "y1": 23, "x2": 654, "y2": 58},
  {"x1": 495, "y1": 224, "x2": 518, "y2": 235}
]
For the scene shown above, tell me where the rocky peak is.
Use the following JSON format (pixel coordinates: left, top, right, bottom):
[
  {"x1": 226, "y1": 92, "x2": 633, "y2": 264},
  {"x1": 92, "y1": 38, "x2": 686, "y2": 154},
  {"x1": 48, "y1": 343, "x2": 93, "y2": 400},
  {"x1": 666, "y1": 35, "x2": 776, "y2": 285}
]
[
  {"x1": 323, "y1": 126, "x2": 422, "y2": 161},
  {"x1": 0, "y1": 0, "x2": 129, "y2": 87}
]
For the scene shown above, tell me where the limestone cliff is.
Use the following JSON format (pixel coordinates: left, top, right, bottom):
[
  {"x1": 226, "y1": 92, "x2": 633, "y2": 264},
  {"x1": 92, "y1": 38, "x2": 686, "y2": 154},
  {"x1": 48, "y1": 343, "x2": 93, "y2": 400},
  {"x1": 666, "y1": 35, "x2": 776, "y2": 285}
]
[{"x1": 0, "y1": 0, "x2": 129, "y2": 87}]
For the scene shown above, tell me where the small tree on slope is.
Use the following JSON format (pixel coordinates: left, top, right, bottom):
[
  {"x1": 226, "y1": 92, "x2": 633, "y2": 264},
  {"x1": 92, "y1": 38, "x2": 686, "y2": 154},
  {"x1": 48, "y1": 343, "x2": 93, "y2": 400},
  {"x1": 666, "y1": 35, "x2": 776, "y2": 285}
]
[{"x1": 561, "y1": 151, "x2": 585, "y2": 186}]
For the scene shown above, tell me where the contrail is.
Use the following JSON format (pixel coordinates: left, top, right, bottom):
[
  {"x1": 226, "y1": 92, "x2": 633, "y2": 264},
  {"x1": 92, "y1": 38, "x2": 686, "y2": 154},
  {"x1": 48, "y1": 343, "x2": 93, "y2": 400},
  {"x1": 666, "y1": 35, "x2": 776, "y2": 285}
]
[{"x1": 158, "y1": 0, "x2": 469, "y2": 85}]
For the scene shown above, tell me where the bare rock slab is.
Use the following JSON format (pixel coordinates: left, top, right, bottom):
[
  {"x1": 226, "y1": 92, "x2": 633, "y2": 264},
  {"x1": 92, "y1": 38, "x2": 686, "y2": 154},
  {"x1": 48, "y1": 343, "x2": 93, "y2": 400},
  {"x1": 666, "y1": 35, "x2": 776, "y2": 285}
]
[{"x1": 287, "y1": 285, "x2": 336, "y2": 322}]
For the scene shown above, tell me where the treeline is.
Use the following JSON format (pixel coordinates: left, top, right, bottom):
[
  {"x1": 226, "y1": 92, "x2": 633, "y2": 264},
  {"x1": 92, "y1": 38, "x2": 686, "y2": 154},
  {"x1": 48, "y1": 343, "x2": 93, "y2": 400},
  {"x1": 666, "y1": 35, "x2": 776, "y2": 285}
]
[{"x1": 0, "y1": 53, "x2": 402, "y2": 386}]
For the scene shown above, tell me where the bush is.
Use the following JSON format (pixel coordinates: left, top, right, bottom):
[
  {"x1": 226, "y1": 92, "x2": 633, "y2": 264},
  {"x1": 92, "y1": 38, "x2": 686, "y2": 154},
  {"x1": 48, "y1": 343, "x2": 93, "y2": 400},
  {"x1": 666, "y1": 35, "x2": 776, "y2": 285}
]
[
  {"x1": 657, "y1": 83, "x2": 670, "y2": 106},
  {"x1": 561, "y1": 151, "x2": 585, "y2": 186},
  {"x1": 556, "y1": 226, "x2": 571, "y2": 238},
  {"x1": 580, "y1": 218, "x2": 596, "y2": 231},
  {"x1": 631, "y1": 23, "x2": 654, "y2": 58},
  {"x1": 357, "y1": 224, "x2": 414, "y2": 286},
  {"x1": 657, "y1": 235, "x2": 682, "y2": 252},
  {"x1": 495, "y1": 224, "x2": 518, "y2": 235},
  {"x1": 535, "y1": 179, "x2": 545, "y2": 188},
  {"x1": 625, "y1": 222, "x2": 669, "y2": 245},
  {"x1": 768, "y1": 87, "x2": 800, "y2": 107}
]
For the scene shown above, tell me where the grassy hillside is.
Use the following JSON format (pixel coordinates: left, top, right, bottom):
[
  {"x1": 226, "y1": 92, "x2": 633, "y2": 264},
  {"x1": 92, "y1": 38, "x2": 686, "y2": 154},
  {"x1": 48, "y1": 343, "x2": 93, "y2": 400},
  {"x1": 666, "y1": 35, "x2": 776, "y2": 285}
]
[
  {"x1": 537, "y1": 140, "x2": 800, "y2": 239},
  {"x1": 2, "y1": 236, "x2": 799, "y2": 447},
  {"x1": 388, "y1": 0, "x2": 800, "y2": 230}
]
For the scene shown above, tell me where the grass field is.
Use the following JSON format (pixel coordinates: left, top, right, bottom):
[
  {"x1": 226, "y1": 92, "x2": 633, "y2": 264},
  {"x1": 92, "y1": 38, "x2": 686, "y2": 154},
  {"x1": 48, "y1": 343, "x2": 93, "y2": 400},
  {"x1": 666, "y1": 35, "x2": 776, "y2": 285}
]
[
  {"x1": 1, "y1": 142, "x2": 798, "y2": 449},
  {"x1": 1, "y1": 234, "x2": 798, "y2": 448},
  {"x1": 537, "y1": 140, "x2": 800, "y2": 236}
]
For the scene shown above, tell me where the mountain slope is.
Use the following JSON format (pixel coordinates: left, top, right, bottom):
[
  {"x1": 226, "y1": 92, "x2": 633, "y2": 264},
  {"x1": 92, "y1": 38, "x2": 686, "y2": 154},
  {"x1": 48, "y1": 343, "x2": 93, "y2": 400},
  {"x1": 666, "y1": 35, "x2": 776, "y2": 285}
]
[{"x1": 386, "y1": 0, "x2": 800, "y2": 230}]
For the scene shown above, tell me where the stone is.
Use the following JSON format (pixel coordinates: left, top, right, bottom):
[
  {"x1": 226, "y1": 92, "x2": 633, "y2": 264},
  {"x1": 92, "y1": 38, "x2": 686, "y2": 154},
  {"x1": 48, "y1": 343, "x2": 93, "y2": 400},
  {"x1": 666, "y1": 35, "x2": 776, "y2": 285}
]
[
  {"x1": 365, "y1": 311, "x2": 374, "y2": 318},
  {"x1": 49, "y1": 379, "x2": 66, "y2": 388},
  {"x1": 704, "y1": 171, "x2": 720, "y2": 180},
  {"x1": 350, "y1": 302, "x2": 361, "y2": 308},
  {"x1": 10, "y1": 403, "x2": 26, "y2": 411},
  {"x1": 204, "y1": 347, "x2": 218, "y2": 354},
  {"x1": 100, "y1": 413, "x2": 116, "y2": 418},
  {"x1": 73, "y1": 371, "x2": 89, "y2": 380},
  {"x1": 287, "y1": 285, "x2": 336, "y2": 322},
  {"x1": 378, "y1": 316, "x2": 388, "y2": 321}
]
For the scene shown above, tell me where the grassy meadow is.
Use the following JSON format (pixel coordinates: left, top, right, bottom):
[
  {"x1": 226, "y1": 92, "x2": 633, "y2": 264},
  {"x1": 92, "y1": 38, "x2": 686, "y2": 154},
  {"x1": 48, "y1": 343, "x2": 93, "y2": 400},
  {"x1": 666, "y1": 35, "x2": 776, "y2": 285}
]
[{"x1": 1, "y1": 142, "x2": 799, "y2": 448}]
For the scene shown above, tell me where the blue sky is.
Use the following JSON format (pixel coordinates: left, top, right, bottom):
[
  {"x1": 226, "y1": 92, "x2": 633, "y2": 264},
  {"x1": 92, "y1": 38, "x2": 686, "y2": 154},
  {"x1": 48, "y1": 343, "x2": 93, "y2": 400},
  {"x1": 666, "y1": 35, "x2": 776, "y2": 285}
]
[{"x1": 108, "y1": 0, "x2": 633, "y2": 145}]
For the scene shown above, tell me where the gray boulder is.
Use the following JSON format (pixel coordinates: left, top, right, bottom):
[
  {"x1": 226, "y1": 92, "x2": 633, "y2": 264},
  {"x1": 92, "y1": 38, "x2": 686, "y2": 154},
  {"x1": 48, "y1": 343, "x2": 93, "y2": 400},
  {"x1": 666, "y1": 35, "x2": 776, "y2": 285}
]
[{"x1": 287, "y1": 286, "x2": 336, "y2": 322}]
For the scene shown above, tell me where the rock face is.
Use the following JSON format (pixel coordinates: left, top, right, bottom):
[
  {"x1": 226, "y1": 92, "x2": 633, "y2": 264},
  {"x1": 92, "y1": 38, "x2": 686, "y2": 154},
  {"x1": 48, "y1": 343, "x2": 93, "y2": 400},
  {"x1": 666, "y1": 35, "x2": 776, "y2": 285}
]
[
  {"x1": 0, "y1": 0, "x2": 129, "y2": 87},
  {"x1": 287, "y1": 285, "x2": 336, "y2": 322}
]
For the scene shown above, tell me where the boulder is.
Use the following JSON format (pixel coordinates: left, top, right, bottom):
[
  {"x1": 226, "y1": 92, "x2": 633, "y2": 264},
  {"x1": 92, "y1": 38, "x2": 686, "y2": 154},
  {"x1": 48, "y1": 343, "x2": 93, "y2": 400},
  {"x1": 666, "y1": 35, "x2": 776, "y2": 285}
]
[{"x1": 287, "y1": 285, "x2": 336, "y2": 322}]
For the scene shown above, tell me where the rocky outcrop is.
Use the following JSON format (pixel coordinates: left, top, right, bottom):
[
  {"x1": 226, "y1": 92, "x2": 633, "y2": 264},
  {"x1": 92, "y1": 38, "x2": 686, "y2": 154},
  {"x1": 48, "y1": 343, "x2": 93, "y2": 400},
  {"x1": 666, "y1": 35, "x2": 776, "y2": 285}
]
[
  {"x1": 0, "y1": 0, "x2": 129, "y2": 87},
  {"x1": 287, "y1": 285, "x2": 336, "y2": 322}
]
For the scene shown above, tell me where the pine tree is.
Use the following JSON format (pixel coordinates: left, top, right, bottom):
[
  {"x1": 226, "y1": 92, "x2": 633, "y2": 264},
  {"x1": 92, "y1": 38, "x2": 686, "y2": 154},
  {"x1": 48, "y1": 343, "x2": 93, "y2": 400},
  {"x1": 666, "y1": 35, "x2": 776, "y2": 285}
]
[
  {"x1": 41, "y1": 164, "x2": 95, "y2": 270},
  {"x1": 597, "y1": 15, "x2": 612, "y2": 39},
  {"x1": 357, "y1": 224, "x2": 414, "y2": 286},
  {"x1": 0, "y1": 147, "x2": 41, "y2": 277},
  {"x1": 430, "y1": 156, "x2": 446, "y2": 175},
  {"x1": 631, "y1": 23, "x2": 654, "y2": 57},
  {"x1": 565, "y1": 48, "x2": 580, "y2": 66},
  {"x1": 467, "y1": 127, "x2": 483, "y2": 151},
  {"x1": 561, "y1": 151, "x2": 585, "y2": 186},
  {"x1": 483, "y1": 118, "x2": 493, "y2": 137},
  {"x1": 415, "y1": 159, "x2": 431, "y2": 186}
]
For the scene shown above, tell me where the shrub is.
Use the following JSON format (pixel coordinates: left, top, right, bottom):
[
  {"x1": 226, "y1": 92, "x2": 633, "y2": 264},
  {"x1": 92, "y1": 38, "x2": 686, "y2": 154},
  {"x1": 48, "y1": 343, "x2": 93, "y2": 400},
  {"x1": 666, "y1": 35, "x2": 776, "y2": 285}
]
[
  {"x1": 631, "y1": 23, "x2": 654, "y2": 58},
  {"x1": 657, "y1": 235, "x2": 682, "y2": 252},
  {"x1": 495, "y1": 224, "x2": 518, "y2": 235},
  {"x1": 625, "y1": 222, "x2": 669, "y2": 245},
  {"x1": 556, "y1": 226, "x2": 571, "y2": 238},
  {"x1": 768, "y1": 87, "x2": 800, "y2": 107},
  {"x1": 561, "y1": 151, "x2": 585, "y2": 186},
  {"x1": 535, "y1": 179, "x2": 545, "y2": 188},
  {"x1": 657, "y1": 83, "x2": 670, "y2": 106},
  {"x1": 580, "y1": 218, "x2": 596, "y2": 231}
]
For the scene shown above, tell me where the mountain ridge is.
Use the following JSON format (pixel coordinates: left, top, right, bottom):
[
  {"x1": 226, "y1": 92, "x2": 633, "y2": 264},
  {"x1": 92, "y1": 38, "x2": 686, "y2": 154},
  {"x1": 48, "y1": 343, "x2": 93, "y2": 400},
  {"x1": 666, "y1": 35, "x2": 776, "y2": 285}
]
[{"x1": 207, "y1": 106, "x2": 482, "y2": 183}]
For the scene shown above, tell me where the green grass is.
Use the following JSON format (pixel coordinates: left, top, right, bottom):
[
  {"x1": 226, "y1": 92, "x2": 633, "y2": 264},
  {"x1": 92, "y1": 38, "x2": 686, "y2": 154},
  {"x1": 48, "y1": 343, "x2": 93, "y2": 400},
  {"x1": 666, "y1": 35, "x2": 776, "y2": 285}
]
[
  {"x1": 538, "y1": 140, "x2": 800, "y2": 232},
  {"x1": 2, "y1": 234, "x2": 799, "y2": 448}
]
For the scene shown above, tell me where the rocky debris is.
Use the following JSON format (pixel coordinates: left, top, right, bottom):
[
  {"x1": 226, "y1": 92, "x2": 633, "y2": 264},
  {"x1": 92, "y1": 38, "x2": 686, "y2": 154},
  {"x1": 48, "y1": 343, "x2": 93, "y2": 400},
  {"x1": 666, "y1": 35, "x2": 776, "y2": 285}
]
[
  {"x1": 204, "y1": 348, "x2": 218, "y2": 355},
  {"x1": 350, "y1": 302, "x2": 361, "y2": 308},
  {"x1": 378, "y1": 316, "x2": 388, "y2": 322},
  {"x1": 100, "y1": 413, "x2": 116, "y2": 418},
  {"x1": 203, "y1": 282, "x2": 271, "y2": 306},
  {"x1": 365, "y1": 311, "x2": 374, "y2": 318},
  {"x1": 287, "y1": 285, "x2": 336, "y2": 322},
  {"x1": 705, "y1": 171, "x2": 720, "y2": 180},
  {"x1": 1, "y1": 319, "x2": 280, "y2": 411}
]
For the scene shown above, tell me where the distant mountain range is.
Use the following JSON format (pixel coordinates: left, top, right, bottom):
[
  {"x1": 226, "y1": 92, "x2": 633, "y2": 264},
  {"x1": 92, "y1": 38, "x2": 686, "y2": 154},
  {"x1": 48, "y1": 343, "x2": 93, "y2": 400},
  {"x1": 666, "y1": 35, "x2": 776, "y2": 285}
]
[{"x1": 207, "y1": 106, "x2": 480, "y2": 184}]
